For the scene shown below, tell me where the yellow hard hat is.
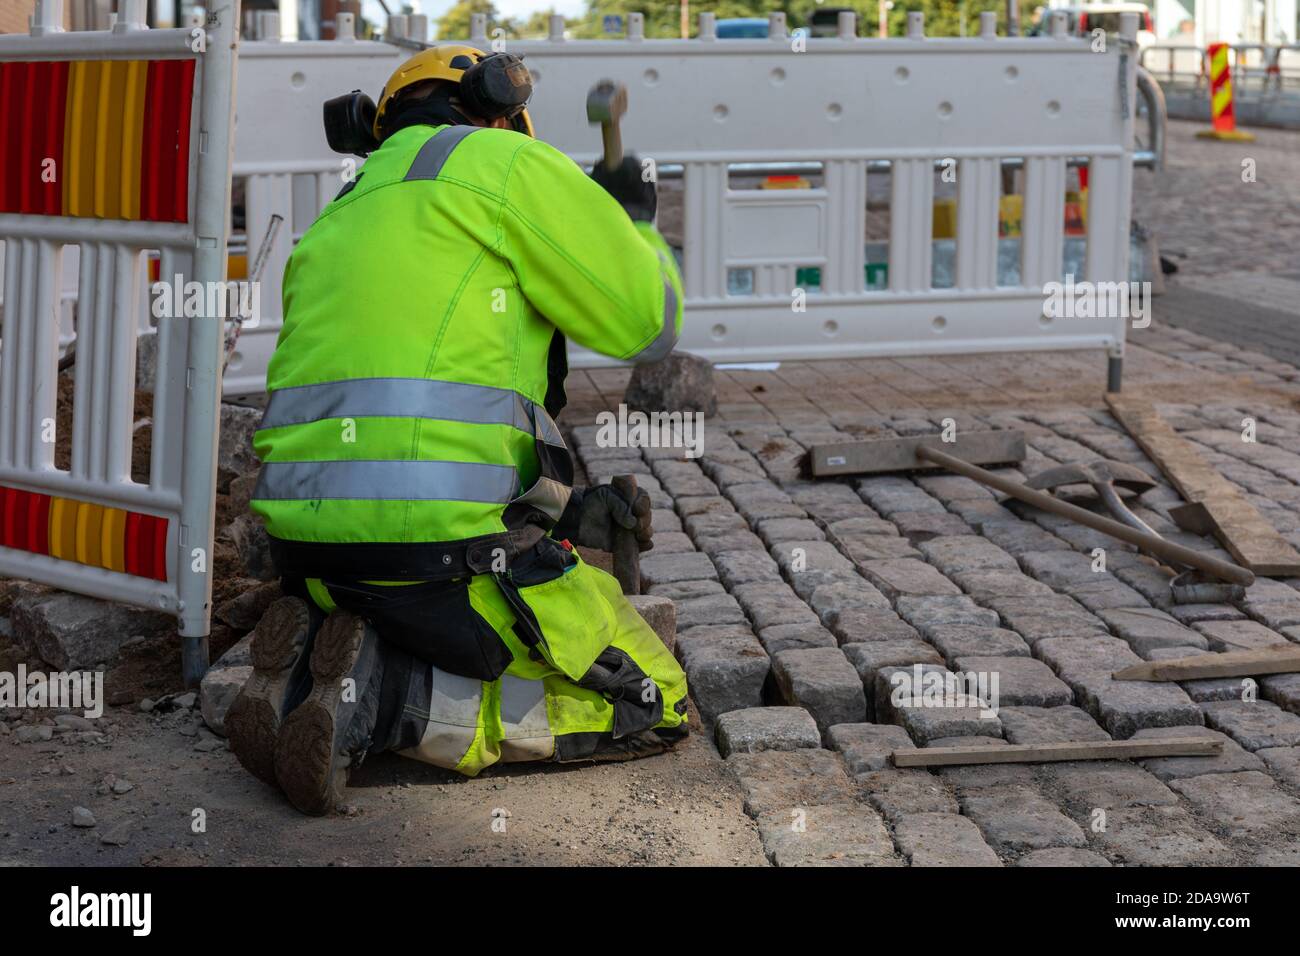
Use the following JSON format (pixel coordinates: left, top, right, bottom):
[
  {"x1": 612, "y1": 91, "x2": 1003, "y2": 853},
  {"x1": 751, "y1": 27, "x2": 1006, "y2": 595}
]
[{"x1": 374, "y1": 45, "x2": 535, "y2": 139}]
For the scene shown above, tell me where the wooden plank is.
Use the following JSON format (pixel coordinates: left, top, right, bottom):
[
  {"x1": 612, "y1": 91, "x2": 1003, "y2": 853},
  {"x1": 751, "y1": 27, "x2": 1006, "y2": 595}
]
[
  {"x1": 808, "y1": 430, "x2": 1025, "y2": 478},
  {"x1": 1105, "y1": 394, "x2": 1300, "y2": 576},
  {"x1": 1113, "y1": 645, "x2": 1300, "y2": 682},
  {"x1": 892, "y1": 737, "x2": 1221, "y2": 768}
]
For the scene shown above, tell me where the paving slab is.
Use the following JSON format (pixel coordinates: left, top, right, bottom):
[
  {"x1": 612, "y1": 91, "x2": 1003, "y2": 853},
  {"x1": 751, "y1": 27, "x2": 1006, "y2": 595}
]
[
  {"x1": 1168, "y1": 770, "x2": 1300, "y2": 839},
  {"x1": 949, "y1": 655, "x2": 1074, "y2": 708},
  {"x1": 1192, "y1": 619, "x2": 1293, "y2": 653},
  {"x1": 1087, "y1": 805, "x2": 1233, "y2": 866},
  {"x1": 727, "y1": 748, "x2": 856, "y2": 818},
  {"x1": 638, "y1": 551, "x2": 718, "y2": 589},
  {"x1": 1200, "y1": 700, "x2": 1300, "y2": 751},
  {"x1": 826, "y1": 723, "x2": 916, "y2": 774},
  {"x1": 1042, "y1": 761, "x2": 1179, "y2": 810},
  {"x1": 755, "y1": 802, "x2": 900, "y2": 866},
  {"x1": 826, "y1": 607, "x2": 922, "y2": 646},
  {"x1": 894, "y1": 813, "x2": 1002, "y2": 867},
  {"x1": 1132, "y1": 725, "x2": 1266, "y2": 781},
  {"x1": 1099, "y1": 607, "x2": 1210, "y2": 657},
  {"x1": 861, "y1": 559, "x2": 964, "y2": 601},
  {"x1": 715, "y1": 707, "x2": 821, "y2": 757},
  {"x1": 896, "y1": 595, "x2": 1001, "y2": 632},
  {"x1": 925, "y1": 625, "x2": 1031, "y2": 664},
  {"x1": 770, "y1": 647, "x2": 867, "y2": 733},
  {"x1": 1015, "y1": 847, "x2": 1111, "y2": 867},
  {"x1": 854, "y1": 768, "x2": 959, "y2": 821},
  {"x1": 674, "y1": 625, "x2": 770, "y2": 723},
  {"x1": 1257, "y1": 746, "x2": 1300, "y2": 789},
  {"x1": 919, "y1": 536, "x2": 1020, "y2": 575},
  {"x1": 959, "y1": 787, "x2": 1088, "y2": 854},
  {"x1": 756, "y1": 622, "x2": 839, "y2": 655},
  {"x1": 998, "y1": 705, "x2": 1112, "y2": 745}
]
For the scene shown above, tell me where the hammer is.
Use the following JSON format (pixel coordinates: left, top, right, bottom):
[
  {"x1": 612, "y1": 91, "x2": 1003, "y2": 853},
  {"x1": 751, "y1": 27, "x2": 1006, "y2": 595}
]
[
  {"x1": 611, "y1": 474, "x2": 641, "y2": 595},
  {"x1": 586, "y1": 79, "x2": 628, "y2": 172}
]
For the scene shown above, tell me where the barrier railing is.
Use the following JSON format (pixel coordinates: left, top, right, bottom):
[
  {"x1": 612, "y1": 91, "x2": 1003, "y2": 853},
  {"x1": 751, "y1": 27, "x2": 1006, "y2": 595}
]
[
  {"x1": 223, "y1": 9, "x2": 1138, "y2": 393},
  {"x1": 0, "y1": 0, "x2": 240, "y2": 683},
  {"x1": 1141, "y1": 42, "x2": 1300, "y2": 94}
]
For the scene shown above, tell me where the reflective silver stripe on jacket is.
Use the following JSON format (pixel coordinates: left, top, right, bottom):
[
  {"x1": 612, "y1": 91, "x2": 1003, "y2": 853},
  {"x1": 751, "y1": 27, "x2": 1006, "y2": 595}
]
[
  {"x1": 259, "y1": 377, "x2": 538, "y2": 433},
  {"x1": 629, "y1": 275, "x2": 679, "y2": 365},
  {"x1": 253, "y1": 459, "x2": 519, "y2": 502},
  {"x1": 404, "y1": 125, "x2": 481, "y2": 181}
]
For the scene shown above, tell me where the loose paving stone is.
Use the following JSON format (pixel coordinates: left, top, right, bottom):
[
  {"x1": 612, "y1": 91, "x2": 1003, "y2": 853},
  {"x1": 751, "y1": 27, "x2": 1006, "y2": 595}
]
[
  {"x1": 983, "y1": 594, "x2": 1109, "y2": 645},
  {"x1": 675, "y1": 592, "x2": 749, "y2": 631},
  {"x1": 892, "y1": 511, "x2": 973, "y2": 543},
  {"x1": 827, "y1": 607, "x2": 922, "y2": 645},
  {"x1": 647, "y1": 579, "x2": 724, "y2": 601},
  {"x1": 1042, "y1": 761, "x2": 1179, "y2": 809},
  {"x1": 894, "y1": 813, "x2": 1002, "y2": 866},
  {"x1": 755, "y1": 517, "x2": 825, "y2": 547},
  {"x1": 1192, "y1": 619, "x2": 1292, "y2": 652},
  {"x1": 827, "y1": 723, "x2": 916, "y2": 774},
  {"x1": 11, "y1": 593, "x2": 171, "y2": 671},
  {"x1": 919, "y1": 536, "x2": 1020, "y2": 575},
  {"x1": 638, "y1": 551, "x2": 718, "y2": 589},
  {"x1": 1262, "y1": 672, "x2": 1300, "y2": 715},
  {"x1": 926, "y1": 625, "x2": 1031, "y2": 664},
  {"x1": 755, "y1": 802, "x2": 900, "y2": 866},
  {"x1": 950, "y1": 656, "x2": 1074, "y2": 708},
  {"x1": 1099, "y1": 607, "x2": 1210, "y2": 656},
  {"x1": 855, "y1": 768, "x2": 960, "y2": 821},
  {"x1": 959, "y1": 787, "x2": 1088, "y2": 853},
  {"x1": 896, "y1": 595, "x2": 1000, "y2": 633},
  {"x1": 1016, "y1": 847, "x2": 1111, "y2": 867},
  {"x1": 861, "y1": 559, "x2": 964, "y2": 601},
  {"x1": 1034, "y1": 636, "x2": 1203, "y2": 739},
  {"x1": 715, "y1": 707, "x2": 821, "y2": 757},
  {"x1": 952, "y1": 570, "x2": 1054, "y2": 600},
  {"x1": 1169, "y1": 770, "x2": 1300, "y2": 839},
  {"x1": 998, "y1": 706, "x2": 1112, "y2": 744},
  {"x1": 727, "y1": 748, "x2": 856, "y2": 817},
  {"x1": 771, "y1": 648, "x2": 867, "y2": 733},
  {"x1": 200, "y1": 633, "x2": 255, "y2": 736},
  {"x1": 674, "y1": 625, "x2": 770, "y2": 722},
  {"x1": 732, "y1": 582, "x2": 821, "y2": 630},
  {"x1": 757, "y1": 622, "x2": 839, "y2": 655},
  {"x1": 711, "y1": 550, "x2": 783, "y2": 589},
  {"x1": 1089, "y1": 805, "x2": 1232, "y2": 866},
  {"x1": 842, "y1": 641, "x2": 945, "y2": 719},
  {"x1": 1257, "y1": 746, "x2": 1300, "y2": 788},
  {"x1": 1200, "y1": 700, "x2": 1300, "y2": 750},
  {"x1": 834, "y1": 534, "x2": 924, "y2": 564},
  {"x1": 807, "y1": 580, "x2": 891, "y2": 626}
]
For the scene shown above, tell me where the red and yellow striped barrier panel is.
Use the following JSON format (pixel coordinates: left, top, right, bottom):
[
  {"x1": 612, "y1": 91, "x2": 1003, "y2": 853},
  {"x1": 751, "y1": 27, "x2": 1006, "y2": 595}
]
[
  {"x1": 0, "y1": 485, "x2": 169, "y2": 582},
  {"x1": 0, "y1": 58, "x2": 196, "y2": 221},
  {"x1": 1197, "y1": 43, "x2": 1256, "y2": 143}
]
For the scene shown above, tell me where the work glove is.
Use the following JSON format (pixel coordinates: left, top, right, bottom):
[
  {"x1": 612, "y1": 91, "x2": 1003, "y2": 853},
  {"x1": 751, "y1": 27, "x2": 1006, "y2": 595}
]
[
  {"x1": 589, "y1": 154, "x2": 657, "y2": 223},
  {"x1": 554, "y1": 483, "x2": 653, "y2": 553}
]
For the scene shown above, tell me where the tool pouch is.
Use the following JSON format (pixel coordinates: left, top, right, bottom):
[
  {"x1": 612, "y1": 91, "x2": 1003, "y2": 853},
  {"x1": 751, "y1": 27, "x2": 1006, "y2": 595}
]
[
  {"x1": 494, "y1": 539, "x2": 614, "y2": 683},
  {"x1": 575, "y1": 646, "x2": 664, "y2": 739}
]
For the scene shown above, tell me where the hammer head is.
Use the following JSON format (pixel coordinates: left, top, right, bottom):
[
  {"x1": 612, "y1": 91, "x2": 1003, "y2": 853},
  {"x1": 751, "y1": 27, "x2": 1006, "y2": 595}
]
[
  {"x1": 586, "y1": 79, "x2": 627, "y2": 125},
  {"x1": 1026, "y1": 459, "x2": 1157, "y2": 496}
]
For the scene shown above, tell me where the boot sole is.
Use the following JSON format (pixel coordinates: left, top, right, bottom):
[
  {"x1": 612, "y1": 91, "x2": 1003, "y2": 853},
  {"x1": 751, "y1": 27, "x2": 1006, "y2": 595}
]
[
  {"x1": 226, "y1": 597, "x2": 311, "y2": 787},
  {"x1": 274, "y1": 611, "x2": 367, "y2": 816}
]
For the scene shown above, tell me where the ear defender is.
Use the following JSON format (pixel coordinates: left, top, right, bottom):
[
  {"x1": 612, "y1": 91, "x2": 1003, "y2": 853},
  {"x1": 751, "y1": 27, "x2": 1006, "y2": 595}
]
[
  {"x1": 323, "y1": 91, "x2": 380, "y2": 157},
  {"x1": 458, "y1": 53, "x2": 533, "y2": 122}
]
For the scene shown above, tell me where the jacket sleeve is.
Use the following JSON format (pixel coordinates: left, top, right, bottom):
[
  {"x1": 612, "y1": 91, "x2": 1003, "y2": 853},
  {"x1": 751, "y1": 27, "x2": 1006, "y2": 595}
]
[{"x1": 498, "y1": 138, "x2": 683, "y2": 363}]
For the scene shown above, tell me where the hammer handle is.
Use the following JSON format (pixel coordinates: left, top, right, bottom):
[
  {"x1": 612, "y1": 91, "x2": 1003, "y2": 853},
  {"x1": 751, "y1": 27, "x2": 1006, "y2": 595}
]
[
  {"x1": 917, "y1": 446, "x2": 1255, "y2": 587},
  {"x1": 611, "y1": 474, "x2": 641, "y2": 595},
  {"x1": 601, "y1": 122, "x2": 623, "y2": 172}
]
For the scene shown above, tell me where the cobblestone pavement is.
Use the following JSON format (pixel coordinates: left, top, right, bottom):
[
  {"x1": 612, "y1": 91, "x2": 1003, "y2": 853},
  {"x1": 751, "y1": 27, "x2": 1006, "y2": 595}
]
[{"x1": 560, "y1": 324, "x2": 1300, "y2": 866}]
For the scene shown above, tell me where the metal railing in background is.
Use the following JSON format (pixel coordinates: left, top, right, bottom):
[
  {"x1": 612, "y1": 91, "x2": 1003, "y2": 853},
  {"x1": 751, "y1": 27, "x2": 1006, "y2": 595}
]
[
  {"x1": 1141, "y1": 42, "x2": 1300, "y2": 130},
  {"x1": 0, "y1": 0, "x2": 240, "y2": 683}
]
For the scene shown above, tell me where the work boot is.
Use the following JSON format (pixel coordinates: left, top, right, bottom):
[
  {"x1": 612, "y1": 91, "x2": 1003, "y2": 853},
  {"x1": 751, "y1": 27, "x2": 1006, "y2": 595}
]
[
  {"x1": 226, "y1": 596, "x2": 315, "y2": 787},
  {"x1": 273, "y1": 610, "x2": 382, "y2": 816}
]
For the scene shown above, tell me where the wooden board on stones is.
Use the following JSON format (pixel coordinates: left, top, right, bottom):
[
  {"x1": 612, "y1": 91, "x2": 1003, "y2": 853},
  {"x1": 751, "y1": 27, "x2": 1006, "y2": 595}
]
[
  {"x1": 808, "y1": 430, "x2": 1026, "y2": 478},
  {"x1": 892, "y1": 737, "x2": 1221, "y2": 768},
  {"x1": 1105, "y1": 394, "x2": 1300, "y2": 576},
  {"x1": 1113, "y1": 644, "x2": 1300, "y2": 682}
]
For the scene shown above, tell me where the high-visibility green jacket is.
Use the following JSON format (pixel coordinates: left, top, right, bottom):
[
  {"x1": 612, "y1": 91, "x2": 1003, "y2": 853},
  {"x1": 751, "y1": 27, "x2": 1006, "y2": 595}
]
[{"x1": 251, "y1": 124, "x2": 683, "y2": 578}]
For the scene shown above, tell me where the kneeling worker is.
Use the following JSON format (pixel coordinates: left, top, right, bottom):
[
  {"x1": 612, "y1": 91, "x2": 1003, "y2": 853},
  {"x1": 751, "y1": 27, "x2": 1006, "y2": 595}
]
[{"x1": 227, "y1": 45, "x2": 688, "y2": 815}]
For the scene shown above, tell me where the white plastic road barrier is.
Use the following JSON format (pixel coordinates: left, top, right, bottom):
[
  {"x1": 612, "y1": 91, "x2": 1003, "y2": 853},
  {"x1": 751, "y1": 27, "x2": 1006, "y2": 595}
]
[
  {"x1": 225, "y1": 11, "x2": 1138, "y2": 394},
  {"x1": 0, "y1": 0, "x2": 240, "y2": 683}
]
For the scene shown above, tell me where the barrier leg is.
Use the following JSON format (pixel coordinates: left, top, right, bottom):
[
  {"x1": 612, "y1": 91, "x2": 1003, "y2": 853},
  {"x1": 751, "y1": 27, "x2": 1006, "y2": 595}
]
[
  {"x1": 181, "y1": 632, "x2": 211, "y2": 688},
  {"x1": 1107, "y1": 354, "x2": 1123, "y2": 393}
]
